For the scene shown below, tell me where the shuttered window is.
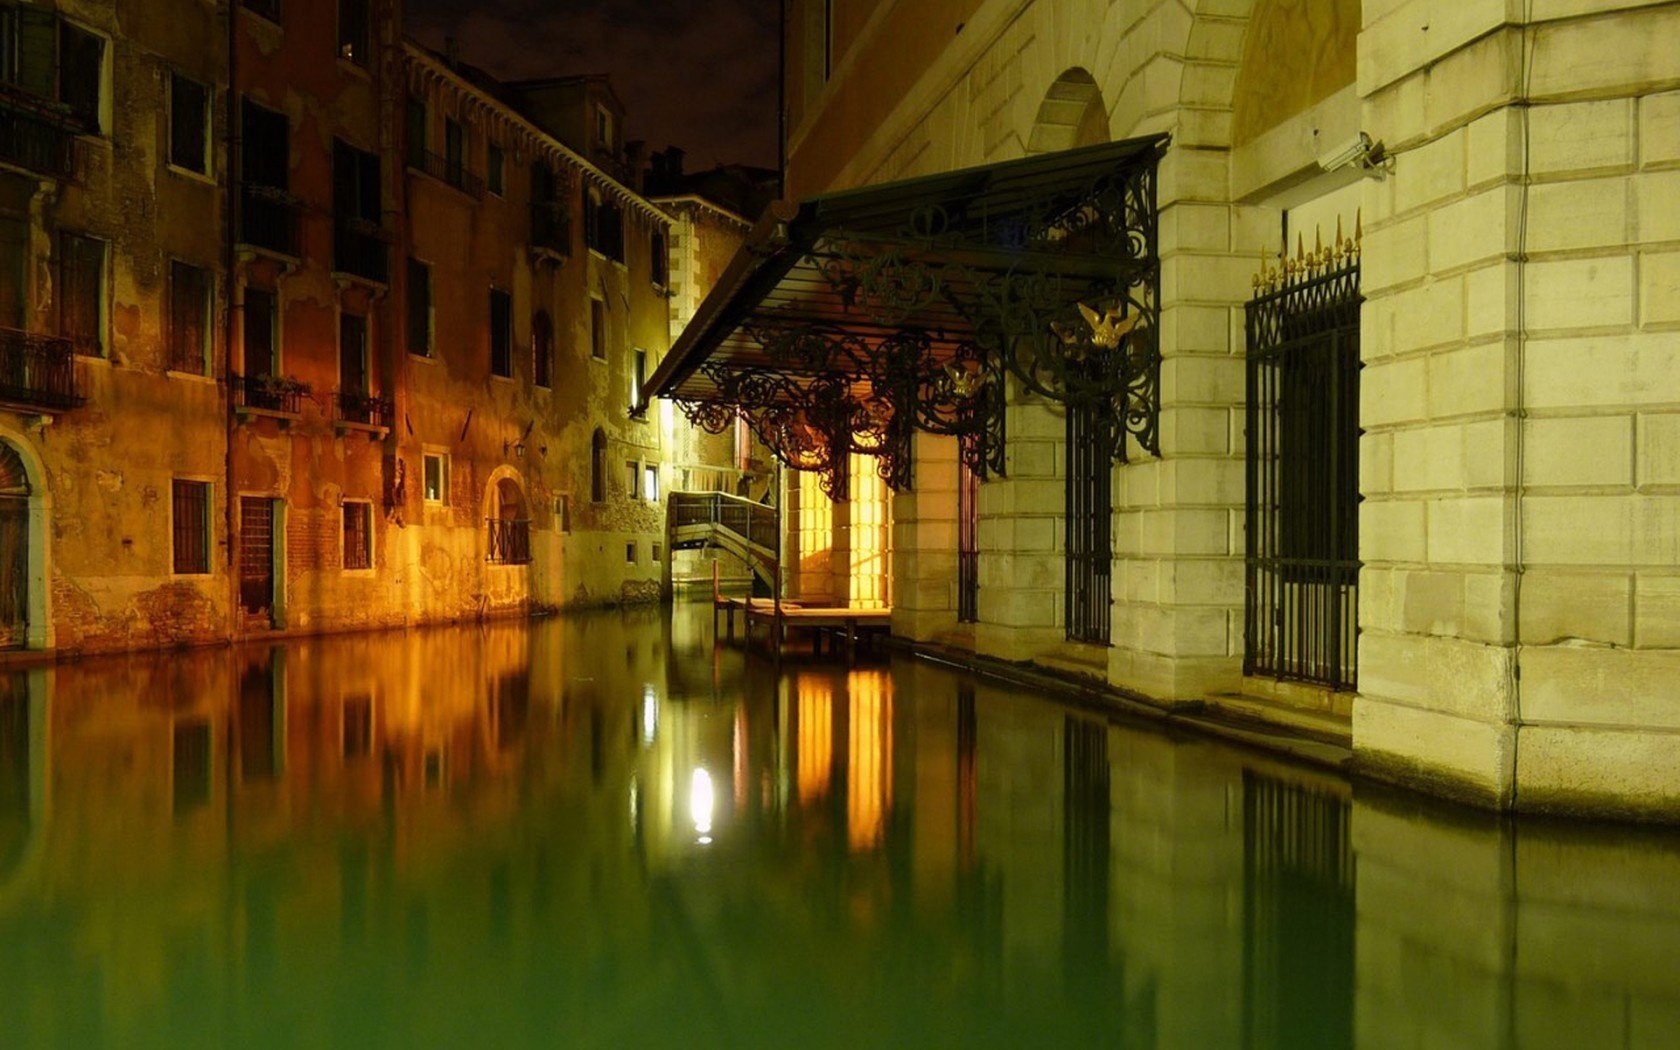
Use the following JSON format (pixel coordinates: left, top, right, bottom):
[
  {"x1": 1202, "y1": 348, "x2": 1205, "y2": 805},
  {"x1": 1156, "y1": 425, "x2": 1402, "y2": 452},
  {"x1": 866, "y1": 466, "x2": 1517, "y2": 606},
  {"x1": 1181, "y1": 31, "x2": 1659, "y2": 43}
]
[
  {"x1": 169, "y1": 261, "x2": 210, "y2": 374},
  {"x1": 58, "y1": 232, "x2": 104, "y2": 356}
]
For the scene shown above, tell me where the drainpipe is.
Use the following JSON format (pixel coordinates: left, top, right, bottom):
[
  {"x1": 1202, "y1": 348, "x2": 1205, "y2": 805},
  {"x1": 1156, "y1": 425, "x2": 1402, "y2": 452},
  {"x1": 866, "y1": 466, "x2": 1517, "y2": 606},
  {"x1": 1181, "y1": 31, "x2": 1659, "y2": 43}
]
[{"x1": 223, "y1": 0, "x2": 239, "y2": 642}]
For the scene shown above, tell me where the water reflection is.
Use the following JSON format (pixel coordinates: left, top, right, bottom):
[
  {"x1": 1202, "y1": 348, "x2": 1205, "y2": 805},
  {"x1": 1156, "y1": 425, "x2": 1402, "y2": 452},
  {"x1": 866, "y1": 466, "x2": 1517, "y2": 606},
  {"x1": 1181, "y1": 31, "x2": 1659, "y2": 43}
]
[{"x1": 0, "y1": 609, "x2": 1678, "y2": 1047}]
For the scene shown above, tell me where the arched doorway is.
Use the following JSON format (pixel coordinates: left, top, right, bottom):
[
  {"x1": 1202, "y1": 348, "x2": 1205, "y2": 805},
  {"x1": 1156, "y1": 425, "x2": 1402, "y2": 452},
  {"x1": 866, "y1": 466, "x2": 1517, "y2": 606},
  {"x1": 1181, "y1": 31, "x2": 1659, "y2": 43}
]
[
  {"x1": 0, "y1": 444, "x2": 30, "y2": 648},
  {"x1": 487, "y1": 476, "x2": 531, "y2": 565}
]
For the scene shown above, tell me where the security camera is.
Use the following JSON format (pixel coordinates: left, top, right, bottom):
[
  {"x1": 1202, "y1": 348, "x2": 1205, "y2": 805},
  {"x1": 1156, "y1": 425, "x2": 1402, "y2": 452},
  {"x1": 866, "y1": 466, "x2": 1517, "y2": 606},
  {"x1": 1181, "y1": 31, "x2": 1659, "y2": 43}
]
[{"x1": 1318, "y1": 132, "x2": 1374, "y2": 173}]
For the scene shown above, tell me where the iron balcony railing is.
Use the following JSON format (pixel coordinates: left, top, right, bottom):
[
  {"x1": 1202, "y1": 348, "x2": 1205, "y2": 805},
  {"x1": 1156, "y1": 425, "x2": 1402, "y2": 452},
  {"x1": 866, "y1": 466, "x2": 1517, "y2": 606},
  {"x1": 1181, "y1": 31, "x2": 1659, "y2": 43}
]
[
  {"x1": 487, "y1": 518, "x2": 532, "y2": 565},
  {"x1": 530, "y1": 201, "x2": 570, "y2": 255},
  {"x1": 410, "y1": 149, "x2": 484, "y2": 199},
  {"x1": 336, "y1": 390, "x2": 393, "y2": 429},
  {"x1": 0, "y1": 327, "x2": 80, "y2": 412},
  {"x1": 669, "y1": 491, "x2": 777, "y2": 552},
  {"x1": 232, "y1": 373, "x2": 306, "y2": 415},
  {"x1": 0, "y1": 86, "x2": 81, "y2": 181},
  {"x1": 333, "y1": 215, "x2": 389, "y2": 283},
  {"x1": 239, "y1": 184, "x2": 302, "y2": 257}
]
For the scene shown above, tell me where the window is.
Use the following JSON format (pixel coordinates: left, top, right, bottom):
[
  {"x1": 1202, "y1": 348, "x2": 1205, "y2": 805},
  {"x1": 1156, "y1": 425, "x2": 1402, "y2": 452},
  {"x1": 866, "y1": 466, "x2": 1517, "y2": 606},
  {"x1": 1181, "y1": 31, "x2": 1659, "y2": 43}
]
[
  {"x1": 422, "y1": 453, "x2": 448, "y2": 504},
  {"x1": 644, "y1": 465, "x2": 659, "y2": 502},
  {"x1": 487, "y1": 143, "x2": 504, "y2": 196},
  {"x1": 240, "y1": 100, "x2": 294, "y2": 255},
  {"x1": 650, "y1": 230, "x2": 667, "y2": 288},
  {"x1": 404, "y1": 95, "x2": 426, "y2": 168},
  {"x1": 652, "y1": 543, "x2": 662, "y2": 563},
  {"x1": 339, "y1": 312, "x2": 367, "y2": 395},
  {"x1": 626, "y1": 460, "x2": 640, "y2": 500},
  {"x1": 444, "y1": 117, "x2": 463, "y2": 186},
  {"x1": 632, "y1": 348, "x2": 647, "y2": 408},
  {"x1": 169, "y1": 72, "x2": 209, "y2": 174},
  {"x1": 590, "y1": 297, "x2": 606, "y2": 360},
  {"x1": 532, "y1": 310, "x2": 552, "y2": 387},
  {"x1": 590, "y1": 429, "x2": 607, "y2": 502},
  {"x1": 332, "y1": 139, "x2": 384, "y2": 281},
  {"x1": 0, "y1": 217, "x2": 24, "y2": 329},
  {"x1": 169, "y1": 261, "x2": 211, "y2": 374},
  {"x1": 595, "y1": 105, "x2": 613, "y2": 150},
  {"x1": 57, "y1": 231, "x2": 104, "y2": 356},
  {"x1": 342, "y1": 502, "x2": 372, "y2": 570},
  {"x1": 242, "y1": 0, "x2": 282, "y2": 24},
  {"x1": 244, "y1": 287, "x2": 276, "y2": 377},
  {"x1": 554, "y1": 494, "x2": 570, "y2": 533},
  {"x1": 583, "y1": 187, "x2": 623, "y2": 261},
  {"x1": 489, "y1": 288, "x2": 512, "y2": 378},
  {"x1": 338, "y1": 0, "x2": 369, "y2": 66},
  {"x1": 407, "y1": 258, "x2": 432, "y2": 355},
  {"x1": 58, "y1": 21, "x2": 103, "y2": 132},
  {"x1": 172, "y1": 479, "x2": 211, "y2": 575},
  {"x1": 625, "y1": 542, "x2": 636, "y2": 564}
]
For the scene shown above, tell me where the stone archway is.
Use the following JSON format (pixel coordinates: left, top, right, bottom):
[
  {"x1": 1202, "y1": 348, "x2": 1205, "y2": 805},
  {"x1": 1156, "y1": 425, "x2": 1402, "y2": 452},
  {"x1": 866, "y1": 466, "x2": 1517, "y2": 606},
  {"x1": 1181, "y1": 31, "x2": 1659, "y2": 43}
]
[
  {"x1": 1027, "y1": 68, "x2": 1108, "y2": 154},
  {"x1": 0, "y1": 430, "x2": 49, "y2": 650}
]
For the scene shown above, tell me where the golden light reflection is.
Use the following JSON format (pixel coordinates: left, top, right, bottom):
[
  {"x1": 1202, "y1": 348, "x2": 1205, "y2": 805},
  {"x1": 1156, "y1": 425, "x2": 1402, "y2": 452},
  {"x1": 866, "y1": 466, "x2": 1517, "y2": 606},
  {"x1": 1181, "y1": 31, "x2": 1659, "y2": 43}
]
[
  {"x1": 846, "y1": 670, "x2": 893, "y2": 851},
  {"x1": 796, "y1": 674, "x2": 832, "y2": 805},
  {"x1": 690, "y1": 767, "x2": 715, "y2": 845},
  {"x1": 848, "y1": 453, "x2": 890, "y2": 610}
]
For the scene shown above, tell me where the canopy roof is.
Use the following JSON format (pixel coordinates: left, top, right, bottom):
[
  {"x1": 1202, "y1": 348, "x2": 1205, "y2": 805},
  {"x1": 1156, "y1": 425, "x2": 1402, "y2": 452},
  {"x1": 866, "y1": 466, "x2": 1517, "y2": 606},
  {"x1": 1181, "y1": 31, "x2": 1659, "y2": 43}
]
[{"x1": 643, "y1": 134, "x2": 1169, "y2": 498}]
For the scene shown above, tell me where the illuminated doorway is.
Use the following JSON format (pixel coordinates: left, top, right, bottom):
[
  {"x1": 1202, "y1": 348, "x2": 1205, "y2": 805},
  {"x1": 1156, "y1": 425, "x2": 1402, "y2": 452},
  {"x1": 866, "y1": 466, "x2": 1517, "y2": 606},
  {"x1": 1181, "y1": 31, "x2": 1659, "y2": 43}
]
[{"x1": 848, "y1": 453, "x2": 890, "y2": 609}]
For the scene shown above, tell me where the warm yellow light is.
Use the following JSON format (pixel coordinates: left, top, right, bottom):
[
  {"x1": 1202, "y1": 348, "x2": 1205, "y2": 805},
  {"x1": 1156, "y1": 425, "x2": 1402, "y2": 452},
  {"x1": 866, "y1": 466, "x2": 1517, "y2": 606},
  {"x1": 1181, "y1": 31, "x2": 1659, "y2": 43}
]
[
  {"x1": 797, "y1": 469, "x2": 833, "y2": 600},
  {"x1": 848, "y1": 453, "x2": 891, "y2": 610},
  {"x1": 797, "y1": 674, "x2": 832, "y2": 804},
  {"x1": 690, "y1": 767, "x2": 714, "y2": 842},
  {"x1": 847, "y1": 669, "x2": 893, "y2": 851}
]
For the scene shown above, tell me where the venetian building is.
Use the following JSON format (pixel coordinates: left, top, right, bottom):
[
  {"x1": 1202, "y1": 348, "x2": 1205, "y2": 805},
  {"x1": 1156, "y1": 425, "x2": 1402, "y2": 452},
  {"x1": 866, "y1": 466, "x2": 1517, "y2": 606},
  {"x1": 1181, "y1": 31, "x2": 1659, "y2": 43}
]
[
  {"x1": 0, "y1": 0, "x2": 232, "y2": 653},
  {"x1": 649, "y1": 0, "x2": 1680, "y2": 818}
]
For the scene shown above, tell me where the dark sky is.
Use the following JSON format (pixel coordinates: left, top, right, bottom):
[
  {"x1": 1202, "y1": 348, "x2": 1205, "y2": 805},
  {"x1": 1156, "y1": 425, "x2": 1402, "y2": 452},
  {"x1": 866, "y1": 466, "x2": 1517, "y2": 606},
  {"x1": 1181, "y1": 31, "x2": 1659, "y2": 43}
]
[{"x1": 407, "y1": 0, "x2": 781, "y2": 172}]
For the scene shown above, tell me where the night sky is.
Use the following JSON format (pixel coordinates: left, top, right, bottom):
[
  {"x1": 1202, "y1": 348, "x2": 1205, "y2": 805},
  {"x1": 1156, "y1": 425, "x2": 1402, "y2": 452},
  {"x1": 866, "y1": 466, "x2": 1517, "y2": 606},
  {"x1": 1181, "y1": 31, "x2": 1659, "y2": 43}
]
[{"x1": 406, "y1": 0, "x2": 781, "y2": 172}]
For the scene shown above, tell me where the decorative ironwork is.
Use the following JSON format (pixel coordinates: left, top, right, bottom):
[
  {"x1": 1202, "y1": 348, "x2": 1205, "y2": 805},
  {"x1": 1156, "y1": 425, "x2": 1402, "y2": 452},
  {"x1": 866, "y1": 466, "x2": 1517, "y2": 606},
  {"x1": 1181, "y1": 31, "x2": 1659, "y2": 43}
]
[
  {"x1": 1243, "y1": 220, "x2": 1361, "y2": 689},
  {"x1": 650, "y1": 137, "x2": 1166, "y2": 500},
  {"x1": 239, "y1": 184, "x2": 302, "y2": 257},
  {"x1": 333, "y1": 215, "x2": 390, "y2": 283},
  {"x1": 0, "y1": 88, "x2": 82, "y2": 181},
  {"x1": 0, "y1": 327, "x2": 81, "y2": 412},
  {"x1": 336, "y1": 390, "x2": 393, "y2": 429},
  {"x1": 411, "y1": 148, "x2": 485, "y2": 199},
  {"x1": 487, "y1": 518, "x2": 532, "y2": 565},
  {"x1": 1065, "y1": 391, "x2": 1114, "y2": 645},
  {"x1": 232, "y1": 373, "x2": 307, "y2": 415}
]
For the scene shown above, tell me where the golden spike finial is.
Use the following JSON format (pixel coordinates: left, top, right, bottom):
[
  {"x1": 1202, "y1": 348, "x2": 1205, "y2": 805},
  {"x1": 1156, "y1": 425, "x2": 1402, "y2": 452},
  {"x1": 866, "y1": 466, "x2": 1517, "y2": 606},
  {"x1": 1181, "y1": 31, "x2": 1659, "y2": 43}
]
[{"x1": 1355, "y1": 208, "x2": 1363, "y2": 243}]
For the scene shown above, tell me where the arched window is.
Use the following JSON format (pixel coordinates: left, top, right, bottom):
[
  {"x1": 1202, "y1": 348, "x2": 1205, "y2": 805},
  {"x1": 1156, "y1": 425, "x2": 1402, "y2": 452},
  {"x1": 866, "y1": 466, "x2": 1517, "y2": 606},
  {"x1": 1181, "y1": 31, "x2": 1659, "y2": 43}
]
[
  {"x1": 590, "y1": 428, "x2": 607, "y2": 503},
  {"x1": 532, "y1": 310, "x2": 553, "y2": 388}
]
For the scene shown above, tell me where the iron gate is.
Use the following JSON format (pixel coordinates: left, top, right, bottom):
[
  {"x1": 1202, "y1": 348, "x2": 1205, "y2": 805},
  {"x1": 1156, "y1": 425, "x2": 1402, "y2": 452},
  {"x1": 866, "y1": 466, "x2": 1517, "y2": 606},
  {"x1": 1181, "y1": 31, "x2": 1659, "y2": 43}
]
[
  {"x1": 240, "y1": 498, "x2": 275, "y2": 621},
  {"x1": 1065, "y1": 398, "x2": 1115, "y2": 645},
  {"x1": 957, "y1": 451, "x2": 979, "y2": 624},
  {"x1": 1244, "y1": 258, "x2": 1361, "y2": 688}
]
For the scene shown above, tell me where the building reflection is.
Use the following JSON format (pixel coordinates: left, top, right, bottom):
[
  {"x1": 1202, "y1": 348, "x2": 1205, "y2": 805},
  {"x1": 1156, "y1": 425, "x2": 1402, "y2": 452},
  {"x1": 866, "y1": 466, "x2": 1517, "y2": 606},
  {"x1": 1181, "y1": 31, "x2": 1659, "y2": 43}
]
[{"x1": 0, "y1": 610, "x2": 1678, "y2": 1046}]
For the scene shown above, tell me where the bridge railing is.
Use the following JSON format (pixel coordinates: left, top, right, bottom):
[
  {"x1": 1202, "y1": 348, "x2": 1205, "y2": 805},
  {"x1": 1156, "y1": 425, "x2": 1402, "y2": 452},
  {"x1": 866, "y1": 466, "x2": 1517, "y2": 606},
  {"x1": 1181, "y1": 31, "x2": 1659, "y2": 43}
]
[{"x1": 669, "y1": 490, "x2": 778, "y2": 554}]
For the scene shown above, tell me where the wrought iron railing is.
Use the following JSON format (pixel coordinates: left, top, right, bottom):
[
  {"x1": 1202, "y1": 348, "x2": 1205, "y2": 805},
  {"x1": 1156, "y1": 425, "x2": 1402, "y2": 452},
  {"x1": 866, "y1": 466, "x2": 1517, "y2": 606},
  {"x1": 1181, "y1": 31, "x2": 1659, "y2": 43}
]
[
  {"x1": 242, "y1": 0, "x2": 282, "y2": 23},
  {"x1": 487, "y1": 518, "x2": 532, "y2": 565},
  {"x1": 336, "y1": 390, "x2": 392, "y2": 429},
  {"x1": 0, "y1": 327, "x2": 80, "y2": 411},
  {"x1": 530, "y1": 201, "x2": 570, "y2": 256},
  {"x1": 0, "y1": 88, "x2": 81, "y2": 181},
  {"x1": 239, "y1": 184, "x2": 302, "y2": 257},
  {"x1": 957, "y1": 454, "x2": 979, "y2": 624},
  {"x1": 410, "y1": 149, "x2": 484, "y2": 199},
  {"x1": 333, "y1": 216, "x2": 389, "y2": 283},
  {"x1": 232, "y1": 373, "x2": 306, "y2": 415}
]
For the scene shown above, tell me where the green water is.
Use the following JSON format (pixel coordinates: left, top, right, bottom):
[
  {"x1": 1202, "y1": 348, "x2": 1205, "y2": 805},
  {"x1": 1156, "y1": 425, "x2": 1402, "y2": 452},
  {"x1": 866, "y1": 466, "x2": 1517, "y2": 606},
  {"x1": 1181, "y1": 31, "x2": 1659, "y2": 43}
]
[{"x1": 1, "y1": 607, "x2": 1677, "y2": 1048}]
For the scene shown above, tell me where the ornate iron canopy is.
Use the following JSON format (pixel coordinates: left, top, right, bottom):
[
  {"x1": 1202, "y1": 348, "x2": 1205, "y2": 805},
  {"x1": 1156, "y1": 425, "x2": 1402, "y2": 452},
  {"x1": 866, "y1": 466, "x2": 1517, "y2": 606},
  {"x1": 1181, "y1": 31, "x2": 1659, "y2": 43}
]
[{"x1": 644, "y1": 135, "x2": 1167, "y2": 500}]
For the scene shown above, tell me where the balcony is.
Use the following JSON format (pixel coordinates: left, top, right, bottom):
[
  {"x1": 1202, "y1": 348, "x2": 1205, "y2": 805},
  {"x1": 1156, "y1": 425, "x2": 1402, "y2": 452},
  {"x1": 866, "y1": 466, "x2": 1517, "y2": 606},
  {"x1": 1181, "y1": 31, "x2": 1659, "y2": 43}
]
[
  {"x1": 0, "y1": 86, "x2": 82, "y2": 182},
  {"x1": 487, "y1": 518, "x2": 532, "y2": 565},
  {"x1": 530, "y1": 201, "x2": 570, "y2": 259},
  {"x1": 0, "y1": 328, "x2": 80, "y2": 414},
  {"x1": 333, "y1": 216, "x2": 389, "y2": 284},
  {"x1": 409, "y1": 149, "x2": 484, "y2": 200},
  {"x1": 239, "y1": 184, "x2": 303, "y2": 258},
  {"x1": 335, "y1": 390, "x2": 393, "y2": 434},
  {"x1": 232, "y1": 373, "x2": 306, "y2": 421}
]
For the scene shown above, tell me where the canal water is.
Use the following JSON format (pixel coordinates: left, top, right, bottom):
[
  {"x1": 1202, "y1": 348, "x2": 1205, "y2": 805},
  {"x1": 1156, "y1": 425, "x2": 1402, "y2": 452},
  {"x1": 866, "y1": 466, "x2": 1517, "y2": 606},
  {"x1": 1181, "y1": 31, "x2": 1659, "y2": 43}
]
[{"x1": 1, "y1": 607, "x2": 1677, "y2": 1048}]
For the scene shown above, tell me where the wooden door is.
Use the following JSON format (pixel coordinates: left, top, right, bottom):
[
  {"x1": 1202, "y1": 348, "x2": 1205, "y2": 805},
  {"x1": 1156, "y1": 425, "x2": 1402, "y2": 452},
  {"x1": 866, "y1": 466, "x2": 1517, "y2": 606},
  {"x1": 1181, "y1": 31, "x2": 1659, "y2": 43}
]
[{"x1": 240, "y1": 498, "x2": 275, "y2": 622}]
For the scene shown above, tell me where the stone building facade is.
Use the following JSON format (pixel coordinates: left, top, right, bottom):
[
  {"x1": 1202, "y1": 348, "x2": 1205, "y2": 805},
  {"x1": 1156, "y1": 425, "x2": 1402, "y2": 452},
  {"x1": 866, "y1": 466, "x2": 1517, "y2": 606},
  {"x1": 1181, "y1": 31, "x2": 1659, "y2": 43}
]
[
  {"x1": 751, "y1": 0, "x2": 1680, "y2": 818},
  {"x1": 0, "y1": 2, "x2": 727, "y2": 657}
]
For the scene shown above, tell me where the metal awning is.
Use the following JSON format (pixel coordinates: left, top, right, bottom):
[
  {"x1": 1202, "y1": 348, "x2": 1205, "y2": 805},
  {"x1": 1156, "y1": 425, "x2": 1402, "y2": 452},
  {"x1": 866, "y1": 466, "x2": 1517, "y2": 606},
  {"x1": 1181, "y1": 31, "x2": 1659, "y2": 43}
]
[{"x1": 643, "y1": 134, "x2": 1168, "y2": 499}]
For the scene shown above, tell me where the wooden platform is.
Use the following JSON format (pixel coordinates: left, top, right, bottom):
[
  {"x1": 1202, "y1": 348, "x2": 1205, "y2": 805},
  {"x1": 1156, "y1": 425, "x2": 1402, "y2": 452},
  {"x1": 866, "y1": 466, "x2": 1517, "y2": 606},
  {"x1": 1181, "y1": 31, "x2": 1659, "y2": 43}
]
[{"x1": 713, "y1": 595, "x2": 891, "y2": 663}]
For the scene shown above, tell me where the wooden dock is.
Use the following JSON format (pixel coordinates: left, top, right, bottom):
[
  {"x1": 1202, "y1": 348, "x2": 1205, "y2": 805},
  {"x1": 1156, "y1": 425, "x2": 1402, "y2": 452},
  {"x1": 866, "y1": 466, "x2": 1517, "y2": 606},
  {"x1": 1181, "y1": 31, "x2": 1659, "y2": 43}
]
[{"x1": 712, "y1": 573, "x2": 891, "y2": 664}]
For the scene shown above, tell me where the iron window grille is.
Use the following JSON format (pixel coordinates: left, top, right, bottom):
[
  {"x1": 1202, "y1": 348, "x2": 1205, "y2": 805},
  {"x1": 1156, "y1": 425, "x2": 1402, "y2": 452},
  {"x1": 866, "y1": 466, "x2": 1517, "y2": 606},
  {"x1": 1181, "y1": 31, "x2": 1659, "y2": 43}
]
[
  {"x1": 1065, "y1": 395, "x2": 1115, "y2": 645},
  {"x1": 342, "y1": 502, "x2": 372, "y2": 570},
  {"x1": 172, "y1": 479, "x2": 211, "y2": 574},
  {"x1": 957, "y1": 450, "x2": 979, "y2": 624}
]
